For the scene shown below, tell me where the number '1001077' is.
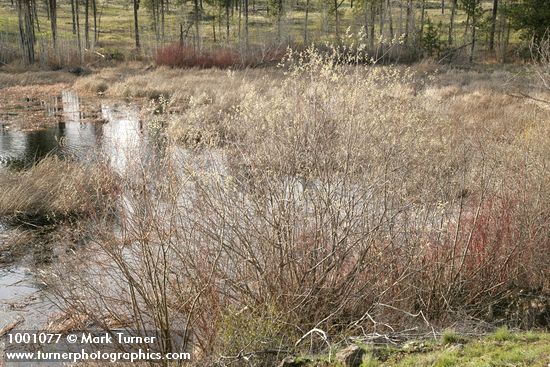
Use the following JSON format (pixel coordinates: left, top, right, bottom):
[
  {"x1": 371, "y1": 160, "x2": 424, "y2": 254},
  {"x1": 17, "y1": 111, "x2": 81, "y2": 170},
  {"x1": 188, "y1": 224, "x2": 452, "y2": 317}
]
[{"x1": 8, "y1": 333, "x2": 62, "y2": 344}]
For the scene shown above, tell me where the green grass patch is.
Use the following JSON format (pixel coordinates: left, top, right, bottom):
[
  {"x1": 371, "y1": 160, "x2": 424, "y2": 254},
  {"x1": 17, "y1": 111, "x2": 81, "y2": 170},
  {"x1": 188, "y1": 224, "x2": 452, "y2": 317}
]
[{"x1": 295, "y1": 331, "x2": 550, "y2": 367}]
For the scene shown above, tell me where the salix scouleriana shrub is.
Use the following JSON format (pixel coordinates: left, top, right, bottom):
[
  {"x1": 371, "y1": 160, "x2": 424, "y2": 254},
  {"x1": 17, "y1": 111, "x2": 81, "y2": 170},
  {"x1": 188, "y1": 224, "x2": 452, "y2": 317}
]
[{"x1": 47, "y1": 47, "x2": 550, "y2": 366}]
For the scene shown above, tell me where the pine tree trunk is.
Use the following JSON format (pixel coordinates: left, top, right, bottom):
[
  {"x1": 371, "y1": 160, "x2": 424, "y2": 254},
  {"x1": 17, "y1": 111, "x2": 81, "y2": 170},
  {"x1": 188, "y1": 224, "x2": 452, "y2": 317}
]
[
  {"x1": 212, "y1": 15, "x2": 216, "y2": 42},
  {"x1": 334, "y1": 0, "x2": 339, "y2": 42},
  {"x1": 448, "y1": 0, "x2": 456, "y2": 45},
  {"x1": 489, "y1": 0, "x2": 498, "y2": 51},
  {"x1": 71, "y1": 0, "x2": 76, "y2": 34},
  {"x1": 277, "y1": 0, "x2": 282, "y2": 41},
  {"x1": 75, "y1": 0, "x2": 82, "y2": 61},
  {"x1": 85, "y1": 0, "x2": 89, "y2": 48},
  {"x1": 45, "y1": 0, "x2": 50, "y2": 20},
  {"x1": 151, "y1": 0, "x2": 158, "y2": 41},
  {"x1": 304, "y1": 0, "x2": 309, "y2": 43},
  {"x1": 194, "y1": 0, "x2": 200, "y2": 50},
  {"x1": 469, "y1": 14, "x2": 476, "y2": 63},
  {"x1": 31, "y1": 0, "x2": 39, "y2": 32},
  {"x1": 404, "y1": 0, "x2": 410, "y2": 44},
  {"x1": 364, "y1": 1, "x2": 369, "y2": 47},
  {"x1": 17, "y1": 0, "x2": 35, "y2": 64},
  {"x1": 226, "y1": 0, "x2": 230, "y2": 42},
  {"x1": 244, "y1": 0, "x2": 248, "y2": 48},
  {"x1": 49, "y1": 0, "x2": 57, "y2": 47},
  {"x1": 161, "y1": 0, "x2": 165, "y2": 42},
  {"x1": 92, "y1": 0, "x2": 97, "y2": 43},
  {"x1": 133, "y1": 0, "x2": 140, "y2": 49},
  {"x1": 379, "y1": 0, "x2": 384, "y2": 38},
  {"x1": 387, "y1": 0, "x2": 393, "y2": 39},
  {"x1": 369, "y1": 0, "x2": 375, "y2": 49},
  {"x1": 420, "y1": 0, "x2": 426, "y2": 40}
]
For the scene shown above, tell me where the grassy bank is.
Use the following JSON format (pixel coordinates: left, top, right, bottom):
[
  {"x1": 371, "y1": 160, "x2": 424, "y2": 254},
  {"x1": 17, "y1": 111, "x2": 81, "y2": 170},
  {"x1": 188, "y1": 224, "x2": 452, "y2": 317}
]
[
  {"x1": 0, "y1": 156, "x2": 118, "y2": 225},
  {"x1": 284, "y1": 328, "x2": 550, "y2": 366}
]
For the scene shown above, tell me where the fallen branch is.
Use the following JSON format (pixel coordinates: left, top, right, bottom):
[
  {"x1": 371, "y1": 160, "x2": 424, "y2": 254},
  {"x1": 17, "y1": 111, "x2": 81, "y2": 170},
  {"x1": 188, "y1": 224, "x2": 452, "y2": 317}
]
[{"x1": 507, "y1": 91, "x2": 550, "y2": 105}]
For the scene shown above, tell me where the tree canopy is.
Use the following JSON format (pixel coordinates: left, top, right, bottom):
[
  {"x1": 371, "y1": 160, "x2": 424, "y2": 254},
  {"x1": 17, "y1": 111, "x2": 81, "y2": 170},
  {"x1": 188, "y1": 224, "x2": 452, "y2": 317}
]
[{"x1": 510, "y1": 0, "x2": 550, "y2": 43}]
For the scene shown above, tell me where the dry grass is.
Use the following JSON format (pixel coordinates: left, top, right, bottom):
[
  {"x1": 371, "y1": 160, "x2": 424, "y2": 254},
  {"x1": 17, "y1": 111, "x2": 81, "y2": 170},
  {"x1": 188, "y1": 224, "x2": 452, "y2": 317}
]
[
  {"x1": 0, "y1": 156, "x2": 119, "y2": 224},
  {"x1": 71, "y1": 63, "x2": 145, "y2": 96},
  {"x1": 0, "y1": 70, "x2": 76, "y2": 89}
]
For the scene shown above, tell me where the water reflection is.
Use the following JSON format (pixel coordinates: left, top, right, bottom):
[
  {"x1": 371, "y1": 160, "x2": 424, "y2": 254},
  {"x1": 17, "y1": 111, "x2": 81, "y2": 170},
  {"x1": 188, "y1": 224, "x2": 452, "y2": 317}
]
[{"x1": 0, "y1": 90, "x2": 149, "y2": 171}]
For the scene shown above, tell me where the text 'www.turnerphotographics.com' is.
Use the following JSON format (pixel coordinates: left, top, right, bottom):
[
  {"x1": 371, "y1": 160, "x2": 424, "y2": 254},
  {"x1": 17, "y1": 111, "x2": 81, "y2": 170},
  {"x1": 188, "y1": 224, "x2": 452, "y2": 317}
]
[{"x1": 2, "y1": 330, "x2": 191, "y2": 363}]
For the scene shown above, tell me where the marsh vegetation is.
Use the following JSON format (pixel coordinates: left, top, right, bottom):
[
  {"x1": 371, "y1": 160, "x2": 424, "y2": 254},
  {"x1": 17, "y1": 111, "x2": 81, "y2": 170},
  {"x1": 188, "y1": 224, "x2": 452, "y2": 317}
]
[
  {"x1": 2, "y1": 46, "x2": 549, "y2": 366},
  {"x1": 1, "y1": 9, "x2": 550, "y2": 362}
]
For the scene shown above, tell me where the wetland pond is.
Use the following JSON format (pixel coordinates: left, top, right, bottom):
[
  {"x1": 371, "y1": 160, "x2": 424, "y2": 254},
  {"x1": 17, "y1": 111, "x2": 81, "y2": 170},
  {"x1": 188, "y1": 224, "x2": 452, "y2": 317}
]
[{"x1": 0, "y1": 90, "x2": 150, "y2": 331}]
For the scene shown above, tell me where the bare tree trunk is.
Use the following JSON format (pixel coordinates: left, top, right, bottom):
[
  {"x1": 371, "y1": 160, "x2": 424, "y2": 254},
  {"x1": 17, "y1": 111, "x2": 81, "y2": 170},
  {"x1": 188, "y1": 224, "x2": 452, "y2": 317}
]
[
  {"x1": 244, "y1": 0, "x2": 248, "y2": 48},
  {"x1": 194, "y1": 0, "x2": 200, "y2": 50},
  {"x1": 31, "y1": 0, "x2": 39, "y2": 32},
  {"x1": 463, "y1": 13, "x2": 469, "y2": 43},
  {"x1": 419, "y1": 0, "x2": 426, "y2": 40},
  {"x1": 92, "y1": 0, "x2": 98, "y2": 43},
  {"x1": 334, "y1": 0, "x2": 340, "y2": 42},
  {"x1": 85, "y1": 0, "x2": 89, "y2": 48},
  {"x1": 152, "y1": 0, "x2": 159, "y2": 42},
  {"x1": 448, "y1": 0, "x2": 456, "y2": 45},
  {"x1": 75, "y1": 0, "x2": 82, "y2": 60},
  {"x1": 379, "y1": 0, "x2": 384, "y2": 37},
  {"x1": 404, "y1": 0, "x2": 411, "y2": 44},
  {"x1": 304, "y1": 0, "x2": 309, "y2": 43},
  {"x1": 133, "y1": 0, "x2": 140, "y2": 49},
  {"x1": 212, "y1": 14, "x2": 216, "y2": 42},
  {"x1": 369, "y1": 0, "x2": 375, "y2": 50},
  {"x1": 17, "y1": 0, "x2": 35, "y2": 64},
  {"x1": 44, "y1": 0, "x2": 50, "y2": 19},
  {"x1": 226, "y1": 0, "x2": 230, "y2": 42},
  {"x1": 469, "y1": 13, "x2": 476, "y2": 63},
  {"x1": 218, "y1": 3, "x2": 222, "y2": 41},
  {"x1": 70, "y1": 0, "x2": 76, "y2": 34},
  {"x1": 364, "y1": 0, "x2": 369, "y2": 47},
  {"x1": 387, "y1": 0, "x2": 393, "y2": 39},
  {"x1": 161, "y1": 0, "x2": 165, "y2": 42},
  {"x1": 277, "y1": 0, "x2": 282, "y2": 41},
  {"x1": 398, "y1": 0, "x2": 403, "y2": 36},
  {"x1": 49, "y1": 0, "x2": 57, "y2": 47},
  {"x1": 489, "y1": 0, "x2": 498, "y2": 51}
]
